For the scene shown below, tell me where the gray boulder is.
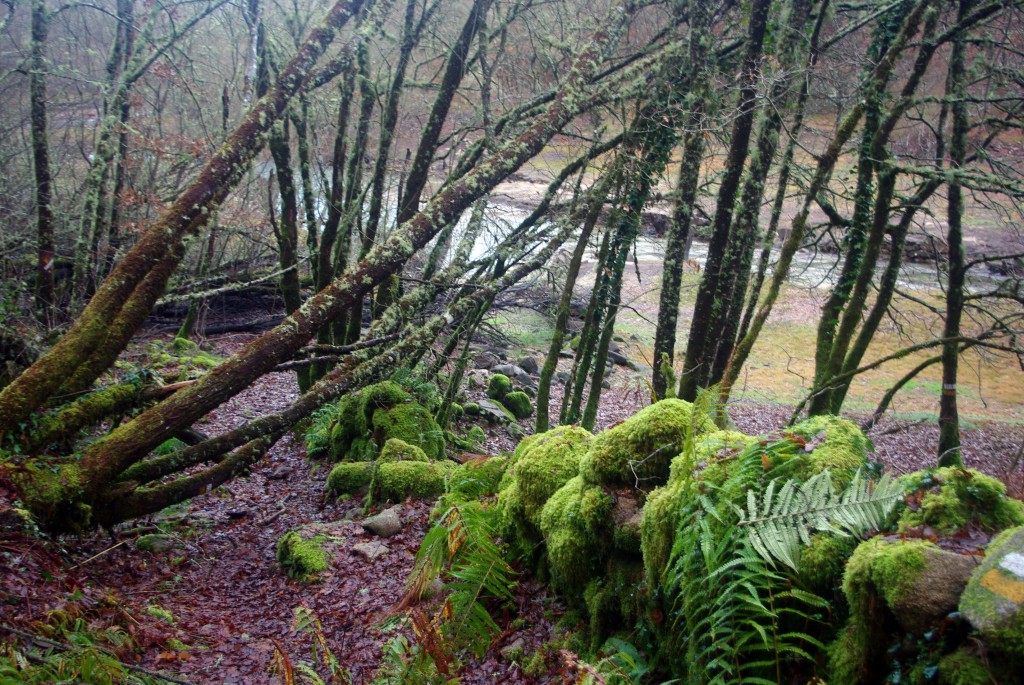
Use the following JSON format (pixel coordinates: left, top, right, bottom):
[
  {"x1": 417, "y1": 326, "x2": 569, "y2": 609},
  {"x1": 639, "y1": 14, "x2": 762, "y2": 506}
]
[
  {"x1": 961, "y1": 525, "x2": 1024, "y2": 660},
  {"x1": 362, "y1": 505, "x2": 403, "y2": 538}
]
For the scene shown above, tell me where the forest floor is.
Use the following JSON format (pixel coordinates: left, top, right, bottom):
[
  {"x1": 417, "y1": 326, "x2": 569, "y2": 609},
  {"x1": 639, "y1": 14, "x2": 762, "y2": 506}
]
[{"x1": 2, "y1": 327, "x2": 1023, "y2": 684}]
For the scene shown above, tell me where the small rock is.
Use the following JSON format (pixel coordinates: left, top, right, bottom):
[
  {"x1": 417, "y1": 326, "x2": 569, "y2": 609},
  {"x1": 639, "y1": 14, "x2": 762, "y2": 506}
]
[
  {"x1": 352, "y1": 541, "x2": 389, "y2": 561},
  {"x1": 555, "y1": 371, "x2": 571, "y2": 383},
  {"x1": 474, "y1": 351, "x2": 501, "y2": 369},
  {"x1": 227, "y1": 509, "x2": 251, "y2": 519},
  {"x1": 491, "y1": 364, "x2": 518, "y2": 376},
  {"x1": 135, "y1": 534, "x2": 181, "y2": 553},
  {"x1": 266, "y1": 466, "x2": 292, "y2": 481},
  {"x1": 601, "y1": 379, "x2": 611, "y2": 389},
  {"x1": 362, "y1": 506, "x2": 403, "y2": 537},
  {"x1": 478, "y1": 399, "x2": 514, "y2": 424},
  {"x1": 521, "y1": 385, "x2": 537, "y2": 399},
  {"x1": 500, "y1": 637, "x2": 528, "y2": 661},
  {"x1": 517, "y1": 356, "x2": 539, "y2": 375}
]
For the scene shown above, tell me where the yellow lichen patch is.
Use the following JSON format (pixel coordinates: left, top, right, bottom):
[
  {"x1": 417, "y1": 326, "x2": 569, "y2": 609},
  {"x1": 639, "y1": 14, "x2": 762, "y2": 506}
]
[{"x1": 980, "y1": 568, "x2": 1024, "y2": 604}]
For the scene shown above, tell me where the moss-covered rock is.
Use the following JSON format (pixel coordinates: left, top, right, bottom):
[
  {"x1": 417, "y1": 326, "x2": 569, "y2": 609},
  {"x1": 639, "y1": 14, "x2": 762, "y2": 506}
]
[
  {"x1": 933, "y1": 649, "x2": 1002, "y2": 685},
  {"x1": 276, "y1": 530, "x2": 329, "y2": 581},
  {"x1": 898, "y1": 468, "x2": 1024, "y2": 536},
  {"x1": 360, "y1": 381, "x2": 411, "y2": 424},
  {"x1": 325, "y1": 462, "x2": 374, "y2": 496},
  {"x1": 539, "y1": 476, "x2": 613, "y2": 592},
  {"x1": 466, "y1": 425, "x2": 486, "y2": 448},
  {"x1": 372, "y1": 461, "x2": 449, "y2": 503},
  {"x1": 487, "y1": 373, "x2": 512, "y2": 401},
  {"x1": 372, "y1": 403, "x2": 445, "y2": 461},
  {"x1": 501, "y1": 391, "x2": 533, "y2": 420},
  {"x1": 464, "y1": 402, "x2": 481, "y2": 417},
  {"x1": 960, "y1": 525, "x2": 1024, "y2": 662},
  {"x1": 782, "y1": 415, "x2": 871, "y2": 485},
  {"x1": 498, "y1": 426, "x2": 592, "y2": 558},
  {"x1": 830, "y1": 537, "x2": 976, "y2": 683},
  {"x1": 378, "y1": 438, "x2": 429, "y2": 464},
  {"x1": 579, "y1": 399, "x2": 715, "y2": 487}
]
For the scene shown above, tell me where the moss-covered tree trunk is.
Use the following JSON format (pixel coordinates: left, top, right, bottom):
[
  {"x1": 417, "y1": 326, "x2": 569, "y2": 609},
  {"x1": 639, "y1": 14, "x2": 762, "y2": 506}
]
[
  {"x1": 677, "y1": 0, "x2": 771, "y2": 402},
  {"x1": 0, "y1": 0, "x2": 367, "y2": 437},
  {"x1": 30, "y1": 0, "x2": 55, "y2": 320},
  {"x1": 938, "y1": 0, "x2": 971, "y2": 467}
]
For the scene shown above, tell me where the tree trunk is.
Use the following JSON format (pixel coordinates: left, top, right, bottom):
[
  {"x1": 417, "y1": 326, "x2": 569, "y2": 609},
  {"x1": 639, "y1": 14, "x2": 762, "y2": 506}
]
[
  {"x1": 30, "y1": 0, "x2": 55, "y2": 321},
  {"x1": 678, "y1": 0, "x2": 771, "y2": 401}
]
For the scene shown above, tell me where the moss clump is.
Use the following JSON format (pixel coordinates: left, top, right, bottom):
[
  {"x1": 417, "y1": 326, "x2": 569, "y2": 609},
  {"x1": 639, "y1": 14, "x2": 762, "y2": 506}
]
[
  {"x1": 934, "y1": 649, "x2": 998, "y2": 685},
  {"x1": 579, "y1": 399, "x2": 715, "y2": 487},
  {"x1": 583, "y1": 559, "x2": 646, "y2": 648},
  {"x1": 898, "y1": 468, "x2": 1024, "y2": 535},
  {"x1": 171, "y1": 337, "x2": 198, "y2": 353},
  {"x1": 325, "y1": 462, "x2": 374, "y2": 496},
  {"x1": 539, "y1": 476, "x2": 613, "y2": 592},
  {"x1": 464, "y1": 402, "x2": 481, "y2": 417},
  {"x1": 360, "y1": 381, "x2": 411, "y2": 424},
  {"x1": 466, "y1": 425, "x2": 486, "y2": 448},
  {"x1": 783, "y1": 415, "x2": 871, "y2": 486},
  {"x1": 499, "y1": 426, "x2": 592, "y2": 558},
  {"x1": 13, "y1": 463, "x2": 89, "y2": 532},
  {"x1": 501, "y1": 391, "x2": 533, "y2": 420},
  {"x1": 373, "y1": 461, "x2": 449, "y2": 503},
  {"x1": 323, "y1": 394, "x2": 366, "y2": 460},
  {"x1": 276, "y1": 530, "x2": 329, "y2": 580},
  {"x1": 378, "y1": 438, "x2": 429, "y2": 464},
  {"x1": 372, "y1": 403, "x2": 445, "y2": 461},
  {"x1": 796, "y1": 533, "x2": 860, "y2": 595},
  {"x1": 487, "y1": 374, "x2": 512, "y2": 401}
]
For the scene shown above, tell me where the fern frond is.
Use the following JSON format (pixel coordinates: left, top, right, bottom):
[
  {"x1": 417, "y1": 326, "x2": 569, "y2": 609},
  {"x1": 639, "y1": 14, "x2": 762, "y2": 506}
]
[{"x1": 739, "y1": 469, "x2": 903, "y2": 569}]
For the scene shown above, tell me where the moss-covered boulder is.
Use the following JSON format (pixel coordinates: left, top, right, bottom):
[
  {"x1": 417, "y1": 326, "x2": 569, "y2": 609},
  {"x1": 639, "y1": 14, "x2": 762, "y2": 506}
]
[
  {"x1": 538, "y1": 476, "x2": 613, "y2": 592},
  {"x1": 464, "y1": 402, "x2": 481, "y2": 417},
  {"x1": 378, "y1": 438, "x2": 429, "y2": 464},
  {"x1": 501, "y1": 391, "x2": 533, "y2": 420},
  {"x1": 372, "y1": 461, "x2": 450, "y2": 503},
  {"x1": 372, "y1": 403, "x2": 445, "y2": 461},
  {"x1": 898, "y1": 468, "x2": 1024, "y2": 536},
  {"x1": 829, "y1": 537, "x2": 976, "y2": 684},
  {"x1": 276, "y1": 530, "x2": 329, "y2": 581},
  {"x1": 960, "y1": 525, "x2": 1024, "y2": 662},
  {"x1": 782, "y1": 415, "x2": 871, "y2": 483},
  {"x1": 325, "y1": 462, "x2": 374, "y2": 496},
  {"x1": 498, "y1": 426, "x2": 592, "y2": 557},
  {"x1": 579, "y1": 399, "x2": 716, "y2": 487},
  {"x1": 487, "y1": 373, "x2": 512, "y2": 401}
]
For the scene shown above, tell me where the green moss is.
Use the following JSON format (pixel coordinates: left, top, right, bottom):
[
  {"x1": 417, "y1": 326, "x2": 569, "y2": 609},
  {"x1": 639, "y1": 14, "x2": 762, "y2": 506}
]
[
  {"x1": 276, "y1": 530, "x2": 329, "y2": 581},
  {"x1": 13, "y1": 463, "x2": 89, "y2": 531},
  {"x1": 898, "y1": 468, "x2": 1024, "y2": 535},
  {"x1": 450, "y1": 403, "x2": 464, "y2": 417},
  {"x1": 487, "y1": 374, "x2": 512, "y2": 401},
  {"x1": 539, "y1": 476, "x2": 613, "y2": 593},
  {"x1": 671, "y1": 430, "x2": 755, "y2": 483},
  {"x1": 501, "y1": 391, "x2": 533, "y2": 420},
  {"x1": 828, "y1": 537, "x2": 935, "y2": 684},
  {"x1": 152, "y1": 438, "x2": 187, "y2": 456},
  {"x1": 466, "y1": 425, "x2": 486, "y2": 448},
  {"x1": 784, "y1": 415, "x2": 871, "y2": 485},
  {"x1": 171, "y1": 337, "x2": 198, "y2": 353},
  {"x1": 378, "y1": 438, "x2": 429, "y2": 463},
  {"x1": 373, "y1": 461, "x2": 448, "y2": 503},
  {"x1": 796, "y1": 533, "x2": 860, "y2": 595},
  {"x1": 579, "y1": 399, "x2": 716, "y2": 487},
  {"x1": 372, "y1": 403, "x2": 445, "y2": 461},
  {"x1": 583, "y1": 558, "x2": 646, "y2": 647},
  {"x1": 499, "y1": 426, "x2": 592, "y2": 559},
  {"x1": 360, "y1": 381, "x2": 411, "y2": 425},
  {"x1": 325, "y1": 462, "x2": 374, "y2": 496},
  {"x1": 935, "y1": 649, "x2": 996, "y2": 685},
  {"x1": 146, "y1": 605, "x2": 175, "y2": 625},
  {"x1": 323, "y1": 394, "x2": 366, "y2": 460},
  {"x1": 464, "y1": 402, "x2": 481, "y2": 417}
]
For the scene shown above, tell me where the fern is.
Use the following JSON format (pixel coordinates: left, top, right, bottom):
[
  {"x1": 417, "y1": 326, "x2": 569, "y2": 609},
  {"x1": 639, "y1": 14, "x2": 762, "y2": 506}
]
[
  {"x1": 664, "y1": 438, "x2": 831, "y2": 685},
  {"x1": 739, "y1": 469, "x2": 903, "y2": 570},
  {"x1": 376, "y1": 500, "x2": 516, "y2": 681}
]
